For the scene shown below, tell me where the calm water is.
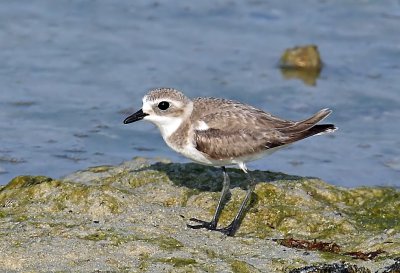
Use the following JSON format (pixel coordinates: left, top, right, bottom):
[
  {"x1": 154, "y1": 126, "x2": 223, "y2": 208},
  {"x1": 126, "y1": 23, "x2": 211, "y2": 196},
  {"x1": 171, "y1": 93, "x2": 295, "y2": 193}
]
[{"x1": 1, "y1": 1, "x2": 399, "y2": 187}]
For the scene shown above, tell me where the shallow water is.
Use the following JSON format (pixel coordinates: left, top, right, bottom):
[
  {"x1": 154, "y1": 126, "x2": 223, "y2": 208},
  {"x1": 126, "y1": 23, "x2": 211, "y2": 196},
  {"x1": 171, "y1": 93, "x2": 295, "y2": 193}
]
[{"x1": 1, "y1": 1, "x2": 399, "y2": 187}]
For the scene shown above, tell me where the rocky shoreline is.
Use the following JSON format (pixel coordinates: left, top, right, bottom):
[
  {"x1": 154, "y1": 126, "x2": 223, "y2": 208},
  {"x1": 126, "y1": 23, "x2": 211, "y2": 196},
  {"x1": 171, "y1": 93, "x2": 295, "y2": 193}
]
[{"x1": 0, "y1": 158, "x2": 399, "y2": 272}]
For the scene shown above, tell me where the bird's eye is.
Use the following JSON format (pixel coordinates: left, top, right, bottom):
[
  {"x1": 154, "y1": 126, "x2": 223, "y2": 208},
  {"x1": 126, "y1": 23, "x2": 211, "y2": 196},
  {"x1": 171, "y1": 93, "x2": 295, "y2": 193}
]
[{"x1": 158, "y1": 101, "x2": 170, "y2": 110}]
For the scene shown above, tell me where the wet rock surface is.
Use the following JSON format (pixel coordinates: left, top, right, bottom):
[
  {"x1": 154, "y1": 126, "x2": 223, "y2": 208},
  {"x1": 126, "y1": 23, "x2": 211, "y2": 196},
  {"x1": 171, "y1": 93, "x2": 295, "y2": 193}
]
[
  {"x1": 0, "y1": 158, "x2": 398, "y2": 272},
  {"x1": 279, "y1": 45, "x2": 323, "y2": 70},
  {"x1": 279, "y1": 44, "x2": 323, "y2": 86}
]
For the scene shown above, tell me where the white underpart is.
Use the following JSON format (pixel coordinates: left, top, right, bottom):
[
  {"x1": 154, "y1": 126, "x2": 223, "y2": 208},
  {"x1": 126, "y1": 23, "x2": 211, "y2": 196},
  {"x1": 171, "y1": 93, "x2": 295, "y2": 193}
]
[
  {"x1": 177, "y1": 142, "x2": 214, "y2": 165},
  {"x1": 160, "y1": 121, "x2": 213, "y2": 166},
  {"x1": 148, "y1": 115, "x2": 184, "y2": 139}
]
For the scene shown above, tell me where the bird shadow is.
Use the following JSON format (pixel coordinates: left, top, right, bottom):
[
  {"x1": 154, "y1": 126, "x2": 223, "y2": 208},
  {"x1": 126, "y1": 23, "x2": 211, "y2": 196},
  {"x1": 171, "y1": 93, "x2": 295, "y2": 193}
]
[{"x1": 143, "y1": 162, "x2": 304, "y2": 192}]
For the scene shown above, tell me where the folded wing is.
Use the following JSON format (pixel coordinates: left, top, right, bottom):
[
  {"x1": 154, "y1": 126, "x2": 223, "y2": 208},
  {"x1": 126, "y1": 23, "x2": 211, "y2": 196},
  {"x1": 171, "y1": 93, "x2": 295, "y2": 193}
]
[{"x1": 192, "y1": 98, "x2": 335, "y2": 160}]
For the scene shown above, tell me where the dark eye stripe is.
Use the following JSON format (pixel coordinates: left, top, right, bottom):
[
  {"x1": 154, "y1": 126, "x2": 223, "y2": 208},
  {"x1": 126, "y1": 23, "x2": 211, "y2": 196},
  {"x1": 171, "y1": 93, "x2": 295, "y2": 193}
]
[{"x1": 158, "y1": 101, "x2": 170, "y2": 110}]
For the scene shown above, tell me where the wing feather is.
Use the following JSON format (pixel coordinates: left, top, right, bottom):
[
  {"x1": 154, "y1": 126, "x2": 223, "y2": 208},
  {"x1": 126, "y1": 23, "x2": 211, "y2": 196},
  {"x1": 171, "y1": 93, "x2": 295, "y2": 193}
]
[
  {"x1": 191, "y1": 98, "x2": 333, "y2": 160},
  {"x1": 195, "y1": 128, "x2": 286, "y2": 160}
]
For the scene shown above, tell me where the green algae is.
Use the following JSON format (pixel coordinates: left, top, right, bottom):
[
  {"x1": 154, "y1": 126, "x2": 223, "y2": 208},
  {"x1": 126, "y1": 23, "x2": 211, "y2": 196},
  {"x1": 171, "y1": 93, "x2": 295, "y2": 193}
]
[
  {"x1": 15, "y1": 214, "x2": 28, "y2": 222},
  {"x1": 138, "y1": 253, "x2": 151, "y2": 272},
  {"x1": 87, "y1": 165, "x2": 113, "y2": 173},
  {"x1": 156, "y1": 257, "x2": 197, "y2": 267},
  {"x1": 81, "y1": 231, "x2": 108, "y2": 241},
  {"x1": 230, "y1": 259, "x2": 260, "y2": 273},
  {"x1": 153, "y1": 236, "x2": 184, "y2": 251},
  {"x1": 1, "y1": 176, "x2": 54, "y2": 191},
  {"x1": 79, "y1": 228, "x2": 131, "y2": 244},
  {"x1": 301, "y1": 181, "x2": 400, "y2": 233},
  {"x1": 235, "y1": 180, "x2": 399, "y2": 242},
  {"x1": 0, "y1": 176, "x2": 63, "y2": 214},
  {"x1": 138, "y1": 254, "x2": 201, "y2": 273},
  {"x1": 346, "y1": 188, "x2": 400, "y2": 232},
  {"x1": 179, "y1": 188, "x2": 201, "y2": 207},
  {"x1": 319, "y1": 251, "x2": 354, "y2": 262},
  {"x1": 78, "y1": 227, "x2": 185, "y2": 252},
  {"x1": 0, "y1": 175, "x2": 122, "y2": 218},
  {"x1": 101, "y1": 168, "x2": 171, "y2": 189},
  {"x1": 202, "y1": 247, "x2": 219, "y2": 260}
]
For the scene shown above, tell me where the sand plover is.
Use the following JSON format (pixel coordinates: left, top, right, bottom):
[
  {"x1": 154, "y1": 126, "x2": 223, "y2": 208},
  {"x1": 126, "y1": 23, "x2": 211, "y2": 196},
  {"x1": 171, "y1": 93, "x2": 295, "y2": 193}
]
[{"x1": 124, "y1": 87, "x2": 336, "y2": 236}]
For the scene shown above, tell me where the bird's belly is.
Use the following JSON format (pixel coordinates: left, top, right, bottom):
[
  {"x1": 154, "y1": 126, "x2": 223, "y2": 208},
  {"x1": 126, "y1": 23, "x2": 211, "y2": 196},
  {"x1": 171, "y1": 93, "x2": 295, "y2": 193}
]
[
  {"x1": 166, "y1": 136, "x2": 288, "y2": 167},
  {"x1": 164, "y1": 139, "x2": 214, "y2": 165}
]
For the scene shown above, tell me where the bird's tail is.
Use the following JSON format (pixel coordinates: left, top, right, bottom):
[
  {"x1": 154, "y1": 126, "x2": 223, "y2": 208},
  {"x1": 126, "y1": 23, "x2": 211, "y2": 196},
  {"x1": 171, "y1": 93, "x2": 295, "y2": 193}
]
[
  {"x1": 278, "y1": 108, "x2": 335, "y2": 133},
  {"x1": 278, "y1": 108, "x2": 337, "y2": 142}
]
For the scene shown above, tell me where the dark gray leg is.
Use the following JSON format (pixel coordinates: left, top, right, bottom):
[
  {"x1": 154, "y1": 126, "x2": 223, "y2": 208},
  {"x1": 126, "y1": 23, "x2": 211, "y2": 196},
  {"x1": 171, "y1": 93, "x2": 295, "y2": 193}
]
[
  {"x1": 187, "y1": 166, "x2": 231, "y2": 230},
  {"x1": 216, "y1": 171, "x2": 256, "y2": 236}
]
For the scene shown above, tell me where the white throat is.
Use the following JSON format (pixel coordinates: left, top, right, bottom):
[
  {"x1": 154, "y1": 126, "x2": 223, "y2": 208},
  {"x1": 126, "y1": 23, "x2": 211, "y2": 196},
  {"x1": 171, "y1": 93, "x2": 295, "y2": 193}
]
[
  {"x1": 148, "y1": 116, "x2": 184, "y2": 139},
  {"x1": 142, "y1": 100, "x2": 193, "y2": 140}
]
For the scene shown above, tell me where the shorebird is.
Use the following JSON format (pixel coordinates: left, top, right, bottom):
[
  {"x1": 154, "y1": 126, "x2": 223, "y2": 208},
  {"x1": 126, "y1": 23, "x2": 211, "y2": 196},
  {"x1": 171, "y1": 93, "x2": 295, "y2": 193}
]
[{"x1": 124, "y1": 87, "x2": 336, "y2": 236}]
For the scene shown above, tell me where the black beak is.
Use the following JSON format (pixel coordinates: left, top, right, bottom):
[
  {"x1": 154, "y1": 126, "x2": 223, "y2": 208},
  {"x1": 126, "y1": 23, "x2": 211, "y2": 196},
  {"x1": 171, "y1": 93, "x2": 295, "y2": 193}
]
[{"x1": 123, "y1": 109, "x2": 149, "y2": 124}]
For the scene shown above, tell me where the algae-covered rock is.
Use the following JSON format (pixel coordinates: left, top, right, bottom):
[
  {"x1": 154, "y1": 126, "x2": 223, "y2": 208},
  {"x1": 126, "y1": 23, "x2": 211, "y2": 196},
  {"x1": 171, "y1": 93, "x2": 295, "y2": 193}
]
[
  {"x1": 279, "y1": 44, "x2": 323, "y2": 86},
  {"x1": 0, "y1": 158, "x2": 398, "y2": 272},
  {"x1": 280, "y1": 45, "x2": 322, "y2": 69}
]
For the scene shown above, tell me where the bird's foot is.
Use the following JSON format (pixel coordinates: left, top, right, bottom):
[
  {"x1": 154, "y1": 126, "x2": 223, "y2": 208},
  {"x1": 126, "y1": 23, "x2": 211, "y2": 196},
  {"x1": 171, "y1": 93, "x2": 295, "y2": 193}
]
[
  {"x1": 187, "y1": 218, "x2": 238, "y2": 236},
  {"x1": 187, "y1": 218, "x2": 217, "y2": 230},
  {"x1": 215, "y1": 221, "x2": 238, "y2": 237}
]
